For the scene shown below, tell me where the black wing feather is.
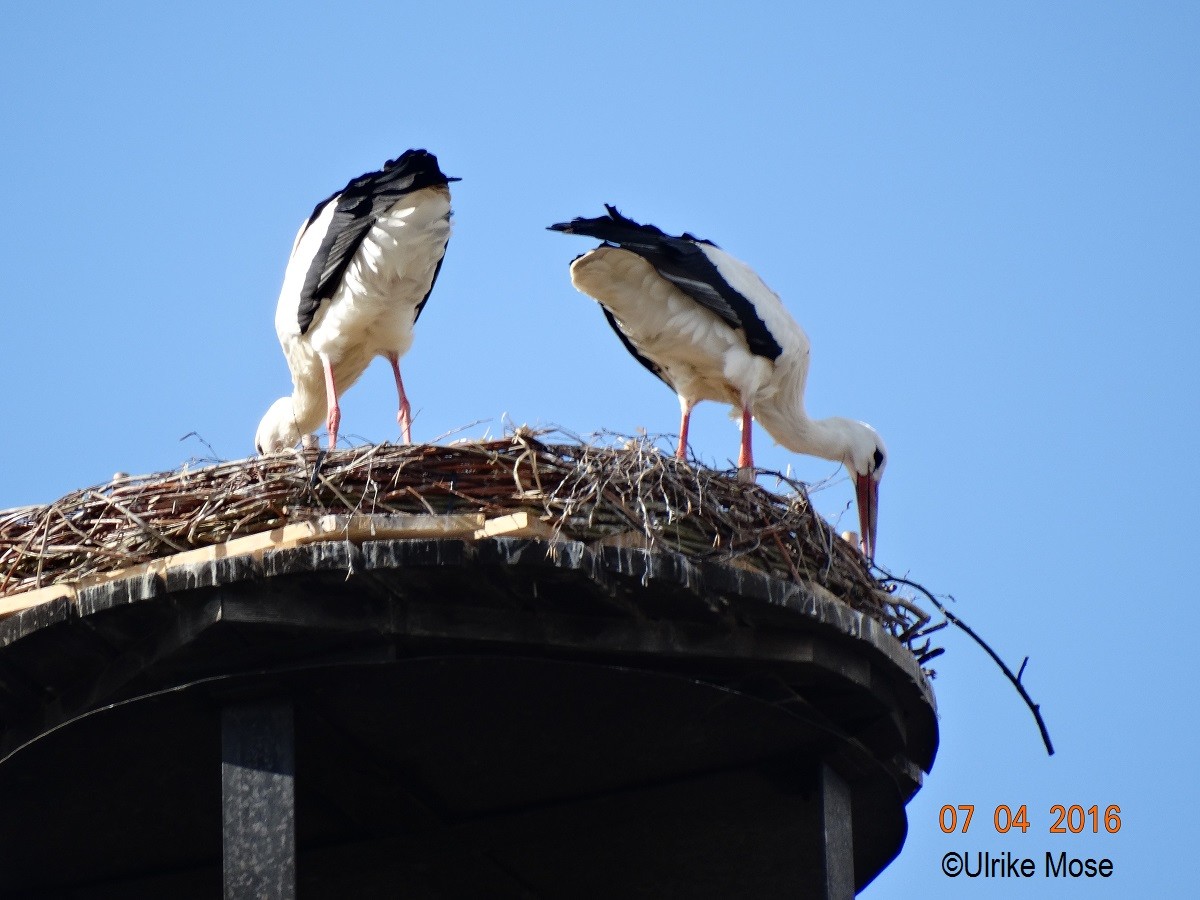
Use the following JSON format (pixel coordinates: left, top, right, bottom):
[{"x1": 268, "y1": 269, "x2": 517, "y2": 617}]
[
  {"x1": 549, "y1": 205, "x2": 783, "y2": 361},
  {"x1": 413, "y1": 250, "x2": 447, "y2": 325},
  {"x1": 296, "y1": 149, "x2": 458, "y2": 334}
]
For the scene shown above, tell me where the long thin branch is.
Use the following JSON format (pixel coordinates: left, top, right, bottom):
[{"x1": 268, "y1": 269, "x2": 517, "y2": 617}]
[{"x1": 879, "y1": 572, "x2": 1055, "y2": 757}]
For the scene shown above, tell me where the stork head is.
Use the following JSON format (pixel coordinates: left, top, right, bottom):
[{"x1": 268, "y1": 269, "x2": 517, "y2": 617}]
[
  {"x1": 841, "y1": 421, "x2": 887, "y2": 564},
  {"x1": 255, "y1": 397, "x2": 304, "y2": 455}
]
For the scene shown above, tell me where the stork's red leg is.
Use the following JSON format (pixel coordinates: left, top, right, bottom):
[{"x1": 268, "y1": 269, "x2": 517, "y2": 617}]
[
  {"x1": 676, "y1": 398, "x2": 695, "y2": 460},
  {"x1": 387, "y1": 353, "x2": 412, "y2": 444},
  {"x1": 737, "y1": 406, "x2": 754, "y2": 473},
  {"x1": 320, "y1": 353, "x2": 341, "y2": 450}
]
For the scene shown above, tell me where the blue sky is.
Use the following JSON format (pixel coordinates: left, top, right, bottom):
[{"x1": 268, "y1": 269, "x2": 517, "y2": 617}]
[{"x1": 3, "y1": 2, "x2": 1198, "y2": 895}]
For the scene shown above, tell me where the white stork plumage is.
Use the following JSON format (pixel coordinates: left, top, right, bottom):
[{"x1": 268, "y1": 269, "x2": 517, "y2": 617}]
[
  {"x1": 255, "y1": 149, "x2": 457, "y2": 454},
  {"x1": 549, "y1": 205, "x2": 887, "y2": 561}
]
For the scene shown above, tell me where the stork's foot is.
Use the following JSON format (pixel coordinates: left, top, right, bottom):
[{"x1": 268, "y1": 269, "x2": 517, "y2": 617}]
[{"x1": 736, "y1": 466, "x2": 756, "y2": 484}]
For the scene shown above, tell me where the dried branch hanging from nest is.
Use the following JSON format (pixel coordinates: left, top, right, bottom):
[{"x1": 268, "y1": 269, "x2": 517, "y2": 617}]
[
  {"x1": 878, "y1": 571, "x2": 1055, "y2": 756},
  {"x1": 0, "y1": 431, "x2": 935, "y2": 655}
]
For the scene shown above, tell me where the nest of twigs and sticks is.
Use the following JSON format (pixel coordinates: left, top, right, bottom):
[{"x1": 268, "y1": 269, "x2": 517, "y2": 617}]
[{"x1": 0, "y1": 430, "x2": 937, "y2": 659}]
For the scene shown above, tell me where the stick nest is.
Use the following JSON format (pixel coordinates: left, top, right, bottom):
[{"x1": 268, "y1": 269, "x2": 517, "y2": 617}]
[{"x1": 0, "y1": 430, "x2": 934, "y2": 657}]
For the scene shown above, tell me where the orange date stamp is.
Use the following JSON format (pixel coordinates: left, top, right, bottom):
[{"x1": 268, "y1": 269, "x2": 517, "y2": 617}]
[{"x1": 939, "y1": 804, "x2": 1122, "y2": 834}]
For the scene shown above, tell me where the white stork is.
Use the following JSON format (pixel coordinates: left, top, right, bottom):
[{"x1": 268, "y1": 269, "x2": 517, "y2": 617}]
[
  {"x1": 549, "y1": 205, "x2": 886, "y2": 561},
  {"x1": 255, "y1": 149, "x2": 457, "y2": 454}
]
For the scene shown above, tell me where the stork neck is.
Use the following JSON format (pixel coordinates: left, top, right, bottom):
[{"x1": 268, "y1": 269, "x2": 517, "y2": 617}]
[
  {"x1": 289, "y1": 382, "x2": 328, "y2": 435},
  {"x1": 755, "y1": 403, "x2": 854, "y2": 466}
]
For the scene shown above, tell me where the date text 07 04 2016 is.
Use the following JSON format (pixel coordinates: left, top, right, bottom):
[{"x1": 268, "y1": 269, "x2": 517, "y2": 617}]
[{"x1": 939, "y1": 804, "x2": 1121, "y2": 834}]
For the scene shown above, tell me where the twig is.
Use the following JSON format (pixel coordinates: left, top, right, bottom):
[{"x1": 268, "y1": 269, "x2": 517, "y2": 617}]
[
  {"x1": 179, "y1": 431, "x2": 222, "y2": 462},
  {"x1": 87, "y1": 491, "x2": 190, "y2": 553},
  {"x1": 878, "y1": 572, "x2": 1054, "y2": 757}
]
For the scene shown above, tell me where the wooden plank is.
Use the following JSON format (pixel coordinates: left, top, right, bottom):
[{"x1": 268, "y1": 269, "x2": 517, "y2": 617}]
[
  {"x1": 0, "y1": 583, "x2": 76, "y2": 618},
  {"x1": 154, "y1": 522, "x2": 320, "y2": 564},
  {"x1": 80, "y1": 524, "x2": 320, "y2": 591},
  {"x1": 0, "y1": 513, "x2": 511, "y2": 620},
  {"x1": 317, "y1": 513, "x2": 485, "y2": 541},
  {"x1": 0, "y1": 523, "x2": 323, "y2": 620},
  {"x1": 474, "y1": 511, "x2": 557, "y2": 540}
]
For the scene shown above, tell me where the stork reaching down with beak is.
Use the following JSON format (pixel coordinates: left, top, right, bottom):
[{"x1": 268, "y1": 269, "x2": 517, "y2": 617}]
[
  {"x1": 549, "y1": 205, "x2": 886, "y2": 561},
  {"x1": 255, "y1": 149, "x2": 457, "y2": 454}
]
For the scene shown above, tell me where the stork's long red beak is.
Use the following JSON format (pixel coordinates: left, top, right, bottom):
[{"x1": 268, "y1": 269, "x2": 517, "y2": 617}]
[{"x1": 854, "y1": 474, "x2": 879, "y2": 563}]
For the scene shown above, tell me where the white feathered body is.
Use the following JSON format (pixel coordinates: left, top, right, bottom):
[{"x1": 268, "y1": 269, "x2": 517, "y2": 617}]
[
  {"x1": 272, "y1": 184, "x2": 452, "y2": 440},
  {"x1": 570, "y1": 243, "x2": 812, "y2": 426}
]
